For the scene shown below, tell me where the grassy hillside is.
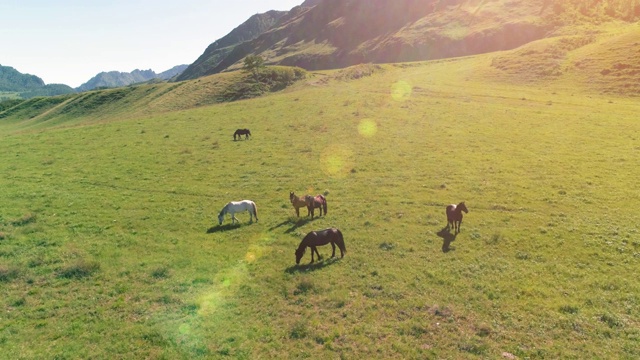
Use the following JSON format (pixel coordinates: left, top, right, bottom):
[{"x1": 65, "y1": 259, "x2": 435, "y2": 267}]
[
  {"x1": 177, "y1": 11, "x2": 288, "y2": 81},
  {"x1": 194, "y1": 0, "x2": 640, "y2": 78},
  {"x1": 1, "y1": 55, "x2": 639, "y2": 359},
  {"x1": 487, "y1": 20, "x2": 640, "y2": 95},
  {"x1": 0, "y1": 66, "x2": 306, "y2": 132}
]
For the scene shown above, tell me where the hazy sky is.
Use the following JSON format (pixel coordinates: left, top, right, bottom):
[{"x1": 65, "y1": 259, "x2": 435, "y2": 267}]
[{"x1": 1, "y1": 0, "x2": 304, "y2": 88}]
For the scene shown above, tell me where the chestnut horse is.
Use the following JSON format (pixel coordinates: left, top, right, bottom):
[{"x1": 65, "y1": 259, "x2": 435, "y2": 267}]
[
  {"x1": 289, "y1": 192, "x2": 308, "y2": 217},
  {"x1": 446, "y1": 202, "x2": 468, "y2": 233},
  {"x1": 295, "y1": 228, "x2": 346, "y2": 264},
  {"x1": 305, "y1": 194, "x2": 327, "y2": 219}
]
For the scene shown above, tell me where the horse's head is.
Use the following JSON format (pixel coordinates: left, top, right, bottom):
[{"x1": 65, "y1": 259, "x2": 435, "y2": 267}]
[
  {"x1": 459, "y1": 202, "x2": 469, "y2": 213},
  {"x1": 295, "y1": 247, "x2": 305, "y2": 265},
  {"x1": 289, "y1": 192, "x2": 295, "y2": 203},
  {"x1": 218, "y1": 212, "x2": 225, "y2": 225}
]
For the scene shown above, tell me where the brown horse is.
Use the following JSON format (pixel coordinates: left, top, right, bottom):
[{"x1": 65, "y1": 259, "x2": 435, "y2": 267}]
[
  {"x1": 295, "y1": 228, "x2": 346, "y2": 264},
  {"x1": 289, "y1": 192, "x2": 308, "y2": 217},
  {"x1": 446, "y1": 202, "x2": 468, "y2": 233},
  {"x1": 233, "y1": 129, "x2": 251, "y2": 140},
  {"x1": 305, "y1": 194, "x2": 327, "y2": 219}
]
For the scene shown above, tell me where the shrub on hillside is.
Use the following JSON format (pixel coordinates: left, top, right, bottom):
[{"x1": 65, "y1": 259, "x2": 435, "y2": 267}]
[{"x1": 219, "y1": 66, "x2": 306, "y2": 102}]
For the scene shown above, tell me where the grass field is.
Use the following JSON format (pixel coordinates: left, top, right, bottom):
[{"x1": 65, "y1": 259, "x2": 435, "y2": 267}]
[{"x1": 1, "y1": 51, "x2": 640, "y2": 359}]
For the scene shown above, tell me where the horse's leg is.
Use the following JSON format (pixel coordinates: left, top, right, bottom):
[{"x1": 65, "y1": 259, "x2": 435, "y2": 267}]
[
  {"x1": 310, "y1": 246, "x2": 317, "y2": 263},
  {"x1": 295, "y1": 206, "x2": 299, "y2": 217},
  {"x1": 314, "y1": 246, "x2": 321, "y2": 260},
  {"x1": 330, "y1": 242, "x2": 336, "y2": 258}
]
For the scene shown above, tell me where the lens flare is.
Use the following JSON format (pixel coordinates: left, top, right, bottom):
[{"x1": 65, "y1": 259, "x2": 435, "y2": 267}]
[
  {"x1": 320, "y1": 145, "x2": 354, "y2": 178},
  {"x1": 245, "y1": 252, "x2": 256, "y2": 263},
  {"x1": 198, "y1": 291, "x2": 223, "y2": 316},
  {"x1": 245, "y1": 243, "x2": 271, "y2": 263},
  {"x1": 358, "y1": 119, "x2": 378, "y2": 138},
  {"x1": 391, "y1": 80, "x2": 412, "y2": 101}
]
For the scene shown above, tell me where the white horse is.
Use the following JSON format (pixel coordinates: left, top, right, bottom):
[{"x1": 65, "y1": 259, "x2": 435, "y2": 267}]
[{"x1": 218, "y1": 200, "x2": 258, "y2": 225}]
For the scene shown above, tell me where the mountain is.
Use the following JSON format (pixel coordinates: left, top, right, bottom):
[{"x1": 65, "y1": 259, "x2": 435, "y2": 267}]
[
  {"x1": 0, "y1": 65, "x2": 76, "y2": 99},
  {"x1": 0, "y1": 65, "x2": 44, "y2": 91},
  {"x1": 175, "y1": 10, "x2": 288, "y2": 81},
  {"x1": 77, "y1": 66, "x2": 188, "y2": 91},
  {"x1": 189, "y1": 0, "x2": 640, "y2": 77},
  {"x1": 158, "y1": 65, "x2": 188, "y2": 80}
]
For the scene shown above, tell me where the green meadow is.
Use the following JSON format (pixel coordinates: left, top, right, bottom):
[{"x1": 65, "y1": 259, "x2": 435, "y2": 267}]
[{"x1": 1, "y1": 57, "x2": 639, "y2": 359}]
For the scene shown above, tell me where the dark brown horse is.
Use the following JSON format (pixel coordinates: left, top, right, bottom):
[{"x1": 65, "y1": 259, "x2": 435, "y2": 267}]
[
  {"x1": 233, "y1": 128, "x2": 251, "y2": 140},
  {"x1": 289, "y1": 192, "x2": 308, "y2": 217},
  {"x1": 305, "y1": 194, "x2": 327, "y2": 218},
  {"x1": 446, "y1": 202, "x2": 468, "y2": 233},
  {"x1": 295, "y1": 228, "x2": 346, "y2": 264}
]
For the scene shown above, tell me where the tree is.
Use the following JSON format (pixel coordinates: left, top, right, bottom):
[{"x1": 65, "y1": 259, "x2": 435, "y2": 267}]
[{"x1": 243, "y1": 55, "x2": 266, "y2": 75}]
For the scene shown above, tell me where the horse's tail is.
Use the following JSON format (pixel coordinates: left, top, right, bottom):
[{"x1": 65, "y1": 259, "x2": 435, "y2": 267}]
[
  {"x1": 252, "y1": 201, "x2": 258, "y2": 221},
  {"x1": 335, "y1": 228, "x2": 346, "y2": 254},
  {"x1": 321, "y1": 195, "x2": 327, "y2": 215}
]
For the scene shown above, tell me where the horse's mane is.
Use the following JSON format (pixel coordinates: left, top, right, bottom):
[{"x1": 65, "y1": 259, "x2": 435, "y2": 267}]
[{"x1": 218, "y1": 203, "x2": 228, "y2": 217}]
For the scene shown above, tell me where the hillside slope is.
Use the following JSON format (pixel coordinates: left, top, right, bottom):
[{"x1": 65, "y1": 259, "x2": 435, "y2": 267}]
[
  {"x1": 176, "y1": 10, "x2": 288, "y2": 81},
  {"x1": 485, "y1": 21, "x2": 640, "y2": 95},
  {"x1": 0, "y1": 65, "x2": 306, "y2": 131},
  {"x1": 198, "y1": 0, "x2": 640, "y2": 79},
  {"x1": 1, "y1": 54, "x2": 639, "y2": 359}
]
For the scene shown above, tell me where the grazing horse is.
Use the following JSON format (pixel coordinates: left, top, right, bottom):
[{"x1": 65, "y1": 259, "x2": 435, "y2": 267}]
[
  {"x1": 289, "y1": 192, "x2": 308, "y2": 217},
  {"x1": 305, "y1": 194, "x2": 327, "y2": 218},
  {"x1": 446, "y1": 202, "x2": 468, "y2": 233},
  {"x1": 295, "y1": 228, "x2": 346, "y2": 264},
  {"x1": 218, "y1": 200, "x2": 258, "y2": 225},
  {"x1": 233, "y1": 129, "x2": 251, "y2": 140}
]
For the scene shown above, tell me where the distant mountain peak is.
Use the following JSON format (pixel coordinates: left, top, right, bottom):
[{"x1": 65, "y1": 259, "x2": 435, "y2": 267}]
[
  {"x1": 77, "y1": 65, "x2": 188, "y2": 92},
  {"x1": 0, "y1": 65, "x2": 75, "y2": 99}
]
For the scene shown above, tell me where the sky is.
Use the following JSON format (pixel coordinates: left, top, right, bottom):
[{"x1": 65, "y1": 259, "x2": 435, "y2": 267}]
[{"x1": 0, "y1": 0, "x2": 305, "y2": 88}]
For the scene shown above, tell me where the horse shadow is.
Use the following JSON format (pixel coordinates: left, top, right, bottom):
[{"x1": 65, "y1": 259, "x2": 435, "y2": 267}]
[
  {"x1": 437, "y1": 226, "x2": 458, "y2": 253},
  {"x1": 285, "y1": 257, "x2": 340, "y2": 273},
  {"x1": 269, "y1": 217, "x2": 315, "y2": 234},
  {"x1": 206, "y1": 223, "x2": 244, "y2": 233}
]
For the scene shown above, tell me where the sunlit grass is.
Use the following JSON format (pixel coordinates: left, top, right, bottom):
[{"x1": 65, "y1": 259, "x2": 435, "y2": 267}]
[{"x1": 1, "y1": 57, "x2": 639, "y2": 358}]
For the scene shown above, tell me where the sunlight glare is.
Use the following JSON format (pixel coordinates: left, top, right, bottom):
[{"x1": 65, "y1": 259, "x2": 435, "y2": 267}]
[
  {"x1": 321, "y1": 145, "x2": 354, "y2": 178},
  {"x1": 358, "y1": 119, "x2": 378, "y2": 138},
  {"x1": 391, "y1": 80, "x2": 412, "y2": 101}
]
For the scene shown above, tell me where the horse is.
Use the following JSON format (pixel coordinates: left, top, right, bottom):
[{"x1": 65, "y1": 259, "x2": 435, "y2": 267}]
[
  {"x1": 305, "y1": 194, "x2": 327, "y2": 219},
  {"x1": 446, "y1": 202, "x2": 468, "y2": 233},
  {"x1": 295, "y1": 228, "x2": 346, "y2": 265},
  {"x1": 233, "y1": 129, "x2": 251, "y2": 140},
  {"x1": 218, "y1": 200, "x2": 258, "y2": 225},
  {"x1": 289, "y1": 192, "x2": 308, "y2": 217}
]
